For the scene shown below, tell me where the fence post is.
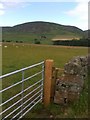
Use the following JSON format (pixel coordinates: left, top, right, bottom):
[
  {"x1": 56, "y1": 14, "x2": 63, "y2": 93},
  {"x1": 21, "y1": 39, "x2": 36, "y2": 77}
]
[{"x1": 43, "y1": 59, "x2": 54, "y2": 107}]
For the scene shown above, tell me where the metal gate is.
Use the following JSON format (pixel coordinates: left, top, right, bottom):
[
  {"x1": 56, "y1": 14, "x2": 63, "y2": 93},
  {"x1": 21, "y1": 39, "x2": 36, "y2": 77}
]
[{"x1": 0, "y1": 61, "x2": 44, "y2": 119}]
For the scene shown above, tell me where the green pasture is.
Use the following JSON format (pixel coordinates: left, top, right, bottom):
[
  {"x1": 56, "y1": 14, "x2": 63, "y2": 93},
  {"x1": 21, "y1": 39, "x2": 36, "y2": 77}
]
[
  {"x1": 1, "y1": 43, "x2": 88, "y2": 118},
  {"x1": 2, "y1": 43, "x2": 88, "y2": 74},
  {"x1": 3, "y1": 32, "x2": 53, "y2": 44}
]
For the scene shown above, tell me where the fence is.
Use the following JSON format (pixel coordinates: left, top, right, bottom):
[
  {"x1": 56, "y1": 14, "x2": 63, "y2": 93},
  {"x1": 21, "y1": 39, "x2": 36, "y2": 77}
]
[{"x1": 0, "y1": 61, "x2": 45, "y2": 119}]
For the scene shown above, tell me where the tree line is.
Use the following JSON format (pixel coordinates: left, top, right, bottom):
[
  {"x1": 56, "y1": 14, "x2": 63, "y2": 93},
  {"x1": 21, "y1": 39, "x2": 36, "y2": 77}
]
[
  {"x1": 53, "y1": 38, "x2": 89, "y2": 47},
  {"x1": 2, "y1": 40, "x2": 23, "y2": 43}
]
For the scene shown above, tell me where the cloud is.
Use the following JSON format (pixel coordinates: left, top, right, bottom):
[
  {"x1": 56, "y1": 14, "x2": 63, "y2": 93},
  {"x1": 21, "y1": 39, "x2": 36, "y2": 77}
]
[
  {"x1": 0, "y1": 0, "x2": 89, "y2": 3},
  {"x1": 4, "y1": 0, "x2": 89, "y2": 2},
  {"x1": 0, "y1": 3, "x2": 4, "y2": 9},
  {"x1": 67, "y1": 2, "x2": 88, "y2": 20},
  {"x1": 0, "y1": 0, "x2": 33, "y2": 17},
  {"x1": 0, "y1": 1, "x2": 30, "y2": 16},
  {"x1": 0, "y1": 0, "x2": 24, "y2": 2},
  {"x1": 75, "y1": 0, "x2": 89, "y2": 2},
  {"x1": 0, "y1": 10, "x2": 4, "y2": 15},
  {"x1": 0, "y1": 3, "x2": 5, "y2": 15},
  {"x1": 66, "y1": 2, "x2": 88, "y2": 30}
]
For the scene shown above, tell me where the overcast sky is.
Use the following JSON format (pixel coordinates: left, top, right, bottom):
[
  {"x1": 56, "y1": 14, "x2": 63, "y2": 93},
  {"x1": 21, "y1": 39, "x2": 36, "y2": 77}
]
[{"x1": 0, "y1": 0, "x2": 89, "y2": 30}]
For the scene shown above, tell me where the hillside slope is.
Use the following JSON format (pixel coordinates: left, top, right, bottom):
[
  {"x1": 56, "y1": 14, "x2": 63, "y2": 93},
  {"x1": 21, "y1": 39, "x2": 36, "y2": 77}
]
[{"x1": 2, "y1": 21, "x2": 85, "y2": 44}]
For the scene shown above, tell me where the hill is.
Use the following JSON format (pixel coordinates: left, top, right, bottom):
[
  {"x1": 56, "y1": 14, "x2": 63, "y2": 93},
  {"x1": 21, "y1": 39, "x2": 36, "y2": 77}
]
[
  {"x1": 2, "y1": 21, "x2": 85, "y2": 44},
  {"x1": 84, "y1": 30, "x2": 89, "y2": 38}
]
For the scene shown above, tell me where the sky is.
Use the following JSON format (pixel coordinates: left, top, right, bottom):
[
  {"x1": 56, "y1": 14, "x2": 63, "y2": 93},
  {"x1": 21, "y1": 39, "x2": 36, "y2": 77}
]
[{"x1": 0, "y1": 0, "x2": 89, "y2": 30}]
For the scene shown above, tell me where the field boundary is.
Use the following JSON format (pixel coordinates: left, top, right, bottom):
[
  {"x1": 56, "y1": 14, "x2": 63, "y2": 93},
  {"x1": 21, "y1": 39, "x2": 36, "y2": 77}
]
[
  {"x1": 2, "y1": 42, "x2": 88, "y2": 49},
  {"x1": 0, "y1": 61, "x2": 44, "y2": 119}
]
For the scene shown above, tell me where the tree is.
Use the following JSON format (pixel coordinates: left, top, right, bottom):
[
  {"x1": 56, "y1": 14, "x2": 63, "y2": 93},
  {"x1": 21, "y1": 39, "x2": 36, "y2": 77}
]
[{"x1": 34, "y1": 39, "x2": 41, "y2": 44}]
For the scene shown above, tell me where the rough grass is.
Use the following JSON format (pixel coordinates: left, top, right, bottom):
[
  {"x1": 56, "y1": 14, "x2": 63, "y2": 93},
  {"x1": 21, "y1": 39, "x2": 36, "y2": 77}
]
[{"x1": 1, "y1": 43, "x2": 88, "y2": 118}]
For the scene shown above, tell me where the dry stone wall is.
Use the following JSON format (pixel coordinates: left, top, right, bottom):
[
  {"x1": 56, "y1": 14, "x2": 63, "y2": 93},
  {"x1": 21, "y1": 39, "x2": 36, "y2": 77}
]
[{"x1": 54, "y1": 55, "x2": 88, "y2": 105}]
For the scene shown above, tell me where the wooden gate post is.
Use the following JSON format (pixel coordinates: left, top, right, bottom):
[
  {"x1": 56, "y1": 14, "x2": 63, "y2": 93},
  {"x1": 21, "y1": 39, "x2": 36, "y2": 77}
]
[{"x1": 43, "y1": 59, "x2": 54, "y2": 107}]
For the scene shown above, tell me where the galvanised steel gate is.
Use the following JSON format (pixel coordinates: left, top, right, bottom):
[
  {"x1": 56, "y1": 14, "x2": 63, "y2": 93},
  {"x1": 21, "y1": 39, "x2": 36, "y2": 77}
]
[{"x1": 0, "y1": 61, "x2": 44, "y2": 119}]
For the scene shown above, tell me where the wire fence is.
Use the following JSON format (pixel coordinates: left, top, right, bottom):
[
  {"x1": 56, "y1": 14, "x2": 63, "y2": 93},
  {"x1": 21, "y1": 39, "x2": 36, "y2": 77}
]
[{"x1": 0, "y1": 61, "x2": 45, "y2": 119}]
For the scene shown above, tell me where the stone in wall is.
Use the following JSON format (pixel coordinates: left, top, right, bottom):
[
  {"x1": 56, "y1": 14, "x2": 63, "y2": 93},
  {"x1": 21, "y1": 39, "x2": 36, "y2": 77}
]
[
  {"x1": 54, "y1": 74, "x2": 84, "y2": 104},
  {"x1": 64, "y1": 55, "x2": 88, "y2": 79}
]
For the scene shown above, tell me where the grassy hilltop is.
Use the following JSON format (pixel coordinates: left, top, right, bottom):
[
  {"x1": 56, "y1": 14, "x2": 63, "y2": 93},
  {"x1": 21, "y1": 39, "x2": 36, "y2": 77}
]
[{"x1": 2, "y1": 21, "x2": 86, "y2": 44}]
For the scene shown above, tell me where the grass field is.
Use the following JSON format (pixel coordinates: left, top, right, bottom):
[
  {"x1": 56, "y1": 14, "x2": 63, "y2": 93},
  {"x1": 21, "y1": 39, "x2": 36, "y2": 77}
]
[
  {"x1": 2, "y1": 43, "x2": 88, "y2": 74},
  {"x1": 3, "y1": 32, "x2": 53, "y2": 44},
  {"x1": 1, "y1": 43, "x2": 88, "y2": 118}
]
